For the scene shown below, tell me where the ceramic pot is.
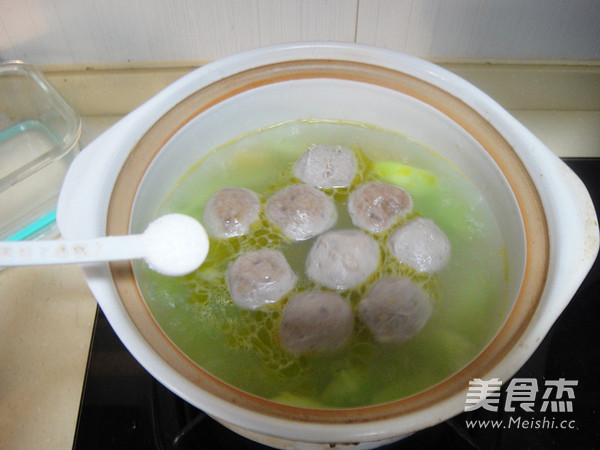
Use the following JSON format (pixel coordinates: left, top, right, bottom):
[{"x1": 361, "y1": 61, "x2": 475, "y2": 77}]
[{"x1": 57, "y1": 43, "x2": 599, "y2": 449}]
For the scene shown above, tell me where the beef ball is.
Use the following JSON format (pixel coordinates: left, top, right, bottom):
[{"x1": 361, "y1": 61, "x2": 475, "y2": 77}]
[
  {"x1": 348, "y1": 182, "x2": 413, "y2": 234},
  {"x1": 203, "y1": 187, "x2": 260, "y2": 238},
  {"x1": 306, "y1": 229, "x2": 380, "y2": 290},
  {"x1": 279, "y1": 291, "x2": 354, "y2": 353},
  {"x1": 293, "y1": 144, "x2": 357, "y2": 189},
  {"x1": 227, "y1": 249, "x2": 296, "y2": 309},
  {"x1": 387, "y1": 217, "x2": 451, "y2": 274},
  {"x1": 266, "y1": 183, "x2": 337, "y2": 241},
  {"x1": 358, "y1": 277, "x2": 432, "y2": 343}
]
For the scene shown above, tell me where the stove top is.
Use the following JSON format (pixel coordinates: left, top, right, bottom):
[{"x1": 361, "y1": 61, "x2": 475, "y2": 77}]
[{"x1": 72, "y1": 158, "x2": 600, "y2": 450}]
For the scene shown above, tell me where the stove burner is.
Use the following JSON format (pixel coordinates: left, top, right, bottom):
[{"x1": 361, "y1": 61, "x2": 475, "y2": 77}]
[
  {"x1": 150, "y1": 373, "x2": 500, "y2": 450},
  {"x1": 151, "y1": 379, "x2": 274, "y2": 449}
]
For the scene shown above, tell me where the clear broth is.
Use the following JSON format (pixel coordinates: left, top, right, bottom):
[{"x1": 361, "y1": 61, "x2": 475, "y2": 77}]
[{"x1": 134, "y1": 119, "x2": 509, "y2": 408}]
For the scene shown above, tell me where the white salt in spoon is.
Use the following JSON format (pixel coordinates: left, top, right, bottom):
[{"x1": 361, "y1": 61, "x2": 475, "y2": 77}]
[{"x1": 0, "y1": 214, "x2": 209, "y2": 277}]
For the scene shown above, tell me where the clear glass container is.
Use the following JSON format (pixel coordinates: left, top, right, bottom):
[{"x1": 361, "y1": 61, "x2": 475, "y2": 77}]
[{"x1": 0, "y1": 61, "x2": 81, "y2": 241}]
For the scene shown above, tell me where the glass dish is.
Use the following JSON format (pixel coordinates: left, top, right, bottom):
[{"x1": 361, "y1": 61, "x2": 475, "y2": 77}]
[{"x1": 0, "y1": 61, "x2": 81, "y2": 241}]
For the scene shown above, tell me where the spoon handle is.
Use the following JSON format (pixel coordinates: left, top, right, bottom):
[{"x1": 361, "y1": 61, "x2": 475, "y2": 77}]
[
  {"x1": 0, "y1": 214, "x2": 209, "y2": 276},
  {"x1": 0, "y1": 235, "x2": 145, "y2": 267}
]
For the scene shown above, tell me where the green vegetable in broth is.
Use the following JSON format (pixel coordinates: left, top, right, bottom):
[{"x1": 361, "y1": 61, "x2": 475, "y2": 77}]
[
  {"x1": 372, "y1": 160, "x2": 437, "y2": 196},
  {"x1": 134, "y1": 119, "x2": 509, "y2": 408}
]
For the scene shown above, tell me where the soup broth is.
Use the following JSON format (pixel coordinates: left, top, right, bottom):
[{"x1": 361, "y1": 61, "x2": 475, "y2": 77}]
[{"x1": 133, "y1": 119, "x2": 509, "y2": 408}]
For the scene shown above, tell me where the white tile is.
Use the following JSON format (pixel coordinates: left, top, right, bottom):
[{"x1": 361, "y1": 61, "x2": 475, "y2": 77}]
[
  {"x1": 356, "y1": 0, "x2": 600, "y2": 59},
  {"x1": 1, "y1": 0, "x2": 358, "y2": 65}
]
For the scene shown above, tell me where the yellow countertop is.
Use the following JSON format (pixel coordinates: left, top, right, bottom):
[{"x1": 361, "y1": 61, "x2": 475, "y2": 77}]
[{"x1": 0, "y1": 61, "x2": 598, "y2": 450}]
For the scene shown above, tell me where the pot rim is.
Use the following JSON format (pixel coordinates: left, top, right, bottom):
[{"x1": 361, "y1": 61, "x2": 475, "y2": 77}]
[
  {"x1": 56, "y1": 42, "x2": 598, "y2": 444},
  {"x1": 106, "y1": 47, "x2": 548, "y2": 427}
]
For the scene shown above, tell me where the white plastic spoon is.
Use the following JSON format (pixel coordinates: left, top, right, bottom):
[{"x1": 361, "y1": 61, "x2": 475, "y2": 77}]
[{"x1": 0, "y1": 214, "x2": 209, "y2": 277}]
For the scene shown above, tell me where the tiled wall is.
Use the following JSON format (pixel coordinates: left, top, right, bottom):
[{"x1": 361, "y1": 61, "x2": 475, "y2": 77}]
[{"x1": 1, "y1": 0, "x2": 599, "y2": 65}]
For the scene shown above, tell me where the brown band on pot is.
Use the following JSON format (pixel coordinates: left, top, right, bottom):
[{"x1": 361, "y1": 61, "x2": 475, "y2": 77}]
[{"x1": 107, "y1": 58, "x2": 549, "y2": 426}]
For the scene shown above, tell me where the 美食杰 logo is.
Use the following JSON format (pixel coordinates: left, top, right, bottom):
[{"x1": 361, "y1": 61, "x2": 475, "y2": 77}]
[{"x1": 463, "y1": 377, "x2": 578, "y2": 430}]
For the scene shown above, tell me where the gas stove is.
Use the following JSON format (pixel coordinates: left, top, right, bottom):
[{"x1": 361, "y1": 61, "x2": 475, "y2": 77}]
[{"x1": 73, "y1": 158, "x2": 600, "y2": 450}]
